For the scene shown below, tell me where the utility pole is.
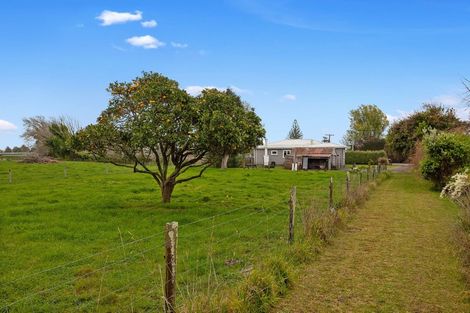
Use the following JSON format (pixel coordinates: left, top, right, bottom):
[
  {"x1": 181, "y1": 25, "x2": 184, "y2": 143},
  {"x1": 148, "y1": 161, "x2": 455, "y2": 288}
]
[{"x1": 324, "y1": 134, "x2": 334, "y2": 143}]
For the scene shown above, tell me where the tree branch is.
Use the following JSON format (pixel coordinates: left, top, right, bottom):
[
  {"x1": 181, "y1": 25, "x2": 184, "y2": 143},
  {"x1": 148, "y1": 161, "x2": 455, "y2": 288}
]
[{"x1": 175, "y1": 163, "x2": 211, "y2": 185}]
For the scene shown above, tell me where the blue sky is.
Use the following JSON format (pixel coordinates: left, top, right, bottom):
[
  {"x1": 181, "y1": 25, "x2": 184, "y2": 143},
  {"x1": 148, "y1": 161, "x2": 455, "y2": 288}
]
[{"x1": 1, "y1": 0, "x2": 470, "y2": 148}]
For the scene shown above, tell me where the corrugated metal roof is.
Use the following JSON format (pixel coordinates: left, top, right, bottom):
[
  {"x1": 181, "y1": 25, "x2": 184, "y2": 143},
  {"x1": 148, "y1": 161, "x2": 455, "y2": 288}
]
[{"x1": 256, "y1": 139, "x2": 346, "y2": 149}]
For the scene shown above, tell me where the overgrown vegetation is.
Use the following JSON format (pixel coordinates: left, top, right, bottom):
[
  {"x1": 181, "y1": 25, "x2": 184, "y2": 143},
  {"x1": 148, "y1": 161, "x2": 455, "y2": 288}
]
[
  {"x1": 385, "y1": 104, "x2": 465, "y2": 162},
  {"x1": 22, "y1": 116, "x2": 80, "y2": 159},
  {"x1": 441, "y1": 171, "x2": 470, "y2": 286},
  {"x1": 420, "y1": 131, "x2": 470, "y2": 188}
]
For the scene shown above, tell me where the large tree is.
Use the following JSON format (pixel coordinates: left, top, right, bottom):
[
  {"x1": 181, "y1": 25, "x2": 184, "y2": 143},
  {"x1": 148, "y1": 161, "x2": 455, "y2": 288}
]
[
  {"x1": 22, "y1": 116, "x2": 79, "y2": 158},
  {"x1": 386, "y1": 104, "x2": 463, "y2": 162},
  {"x1": 77, "y1": 72, "x2": 265, "y2": 203},
  {"x1": 343, "y1": 104, "x2": 389, "y2": 150},
  {"x1": 198, "y1": 88, "x2": 265, "y2": 169},
  {"x1": 287, "y1": 119, "x2": 303, "y2": 139}
]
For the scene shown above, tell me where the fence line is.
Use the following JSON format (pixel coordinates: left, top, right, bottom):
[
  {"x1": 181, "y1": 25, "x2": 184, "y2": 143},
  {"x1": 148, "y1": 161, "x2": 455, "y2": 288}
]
[
  {"x1": 1, "y1": 166, "x2": 386, "y2": 312},
  {"x1": 2, "y1": 199, "x2": 282, "y2": 288}
]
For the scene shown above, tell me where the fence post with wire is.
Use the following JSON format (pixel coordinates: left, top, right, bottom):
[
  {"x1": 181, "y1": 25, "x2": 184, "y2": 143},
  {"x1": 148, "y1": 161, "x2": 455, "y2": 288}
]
[
  {"x1": 329, "y1": 177, "x2": 334, "y2": 212},
  {"x1": 288, "y1": 186, "x2": 296, "y2": 244},
  {"x1": 165, "y1": 222, "x2": 178, "y2": 313}
]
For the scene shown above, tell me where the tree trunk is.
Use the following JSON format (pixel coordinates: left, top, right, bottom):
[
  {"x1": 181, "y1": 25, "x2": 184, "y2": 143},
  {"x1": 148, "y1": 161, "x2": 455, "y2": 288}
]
[
  {"x1": 220, "y1": 154, "x2": 230, "y2": 169},
  {"x1": 161, "y1": 181, "x2": 175, "y2": 203}
]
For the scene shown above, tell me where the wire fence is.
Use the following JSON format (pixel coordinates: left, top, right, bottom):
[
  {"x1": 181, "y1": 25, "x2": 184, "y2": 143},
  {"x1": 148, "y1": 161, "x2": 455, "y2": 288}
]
[{"x1": 0, "y1": 163, "x2": 387, "y2": 312}]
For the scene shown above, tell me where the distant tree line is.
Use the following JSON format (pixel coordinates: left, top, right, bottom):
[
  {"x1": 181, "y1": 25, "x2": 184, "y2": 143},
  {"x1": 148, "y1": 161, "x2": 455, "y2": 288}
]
[{"x1": 0, "y1": 145, "x2": 31, "y2": 153}]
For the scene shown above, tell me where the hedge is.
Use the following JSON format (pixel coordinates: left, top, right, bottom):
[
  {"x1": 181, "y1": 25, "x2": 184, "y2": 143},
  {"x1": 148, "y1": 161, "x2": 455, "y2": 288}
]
[{"x1": 345, "y1": 150, "x2": 387, "y2": 165}]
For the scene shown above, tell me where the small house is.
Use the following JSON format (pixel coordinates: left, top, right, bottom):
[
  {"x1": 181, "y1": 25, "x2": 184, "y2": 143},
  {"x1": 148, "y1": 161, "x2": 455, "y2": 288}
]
[{"x1": 252, "y1": 139, "x2": 346, "y2": 170}]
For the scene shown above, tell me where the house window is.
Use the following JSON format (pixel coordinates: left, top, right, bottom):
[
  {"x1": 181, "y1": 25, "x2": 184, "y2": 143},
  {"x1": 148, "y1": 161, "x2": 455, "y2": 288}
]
[
  {"x1": 270, "y1": 150, "x2": 278, "y2": 156},
  {"x1": 283, "y1": 150, "x2": 291, "y2": 158}
]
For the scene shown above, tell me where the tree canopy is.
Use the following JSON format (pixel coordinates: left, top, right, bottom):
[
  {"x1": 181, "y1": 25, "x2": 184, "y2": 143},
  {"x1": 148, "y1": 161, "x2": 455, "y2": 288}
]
[
  {"x1": 386, "y1": 104, "x2": 463, "y2": 162},
  {"x1": 343, "y1": 104, "x2": 389, "y2": 150},
  {"x1": 77, "y1": 72, "x2": 265, "y2": 203},
  {"x1": 287, "y1": 119, "x2": 303, "y2": 139},
  {"x1": 198, "y1": 88, "x2": 265, "y2": 168}
]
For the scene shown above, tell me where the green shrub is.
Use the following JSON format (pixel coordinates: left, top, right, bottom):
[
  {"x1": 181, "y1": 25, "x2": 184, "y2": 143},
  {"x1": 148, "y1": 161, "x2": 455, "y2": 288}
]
[
  {"x1": 420, "y1": 131, "x2": 470, "y2": 188},
  {"x1": 345, "y1": 150, "x2": 387, "y2": 165}
]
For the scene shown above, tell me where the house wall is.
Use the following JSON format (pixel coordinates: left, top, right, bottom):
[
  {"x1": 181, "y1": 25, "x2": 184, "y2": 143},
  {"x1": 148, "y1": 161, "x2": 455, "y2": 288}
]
[
  {"x1": 254, "y1": 148, "x2": 291, "y2": 166},
  {"x1": 334, "y1": 148, "x2": 346, "y2": 168},
  {"x1": 254, "y1": 147, "x2": 346, "y2": 168}
]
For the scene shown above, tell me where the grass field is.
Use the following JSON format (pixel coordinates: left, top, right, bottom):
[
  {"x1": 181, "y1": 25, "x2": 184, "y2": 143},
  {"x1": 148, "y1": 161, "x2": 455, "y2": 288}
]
[{"x1": 0, "y1": 160, "x2": 350, "y2": 312}]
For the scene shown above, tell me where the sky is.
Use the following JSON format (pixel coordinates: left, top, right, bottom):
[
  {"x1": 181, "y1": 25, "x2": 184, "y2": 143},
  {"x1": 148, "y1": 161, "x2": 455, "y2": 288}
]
[{"x1": 1, "y1": 0, "x2": 470, "y2": 148}]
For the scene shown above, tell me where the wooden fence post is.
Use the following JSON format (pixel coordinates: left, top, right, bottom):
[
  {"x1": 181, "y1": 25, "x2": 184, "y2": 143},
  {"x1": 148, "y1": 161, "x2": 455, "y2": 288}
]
[
  {"x1": 8, "y1": 169, "x2": 12, "y2": 184},
  {"x1": 359, "y1": 171, "x2": 362, "y2": 185},
  {"x1": 346, "y1": 171, "x2": 350, "y2": 195},
  {"x1": 64, "y1": 166, "x2": 67, "y2": 178},
  {"x1": 367, "y1": 166, "x2": 370, "y2": 181},
  {"x1": 165, "y1": 222, "x2": 178, "y2": 313},
  {"x1": 329, "y1": 177, "x2": 334, "y2": 212},
  {"x1": 288, "y1": 186, "x2": 296, "y2": 244}
]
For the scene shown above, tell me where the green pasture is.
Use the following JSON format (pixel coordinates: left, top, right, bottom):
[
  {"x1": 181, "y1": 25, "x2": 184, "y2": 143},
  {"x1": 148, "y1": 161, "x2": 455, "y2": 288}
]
[{"x1": 0, "y1": 161, "x2": 349, "y2": 312}]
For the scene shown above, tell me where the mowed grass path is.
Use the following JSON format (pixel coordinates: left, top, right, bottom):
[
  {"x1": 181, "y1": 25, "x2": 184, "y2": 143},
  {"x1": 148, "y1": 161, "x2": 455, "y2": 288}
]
[
  {"x1": 274, "y1": 172, "x2": 470, "y2": 312},
  {"x1": 0, "y1": 161, "x2": 347, "y2": 312}
]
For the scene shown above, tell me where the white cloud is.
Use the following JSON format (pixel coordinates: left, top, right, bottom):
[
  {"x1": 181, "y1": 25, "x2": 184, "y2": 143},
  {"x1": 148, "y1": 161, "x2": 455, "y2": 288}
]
[
  {"x1": 0, "y1": 119, "x2": 17, "y2": 132},
  {"x1": 126, "y1": 35, "x2": 165, "y2": 49},
  {"x1": 185, "y1": 85, "x2": 251, "y2": 96},
  {"x1": 229, "y1": 85, "x2": 251, "y2": 94},
  {"x1": 97, "y1": 10, "x2": 142, "y2": 26},
  {"x1": 141, "y1": 20, "x2": 157, "y2": 28},
  {"x1": 386, "y1": 110, "x2": 412, "y2": 124},
  {"x1": 171, "y1": 41, "x2": 188, "y2": 48},
  {"x1": 281, "y1": 94, "x2": 296, "y2": 101},
  {"x1": 430, "y1": 94, "x2": 462, "y2": 106},
  {"x1": 428, "y1": 94, "x2": 468, "y2": 120},
  {"x1": 185, "y1": 86, "x2": 223, "y2": 96}
]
